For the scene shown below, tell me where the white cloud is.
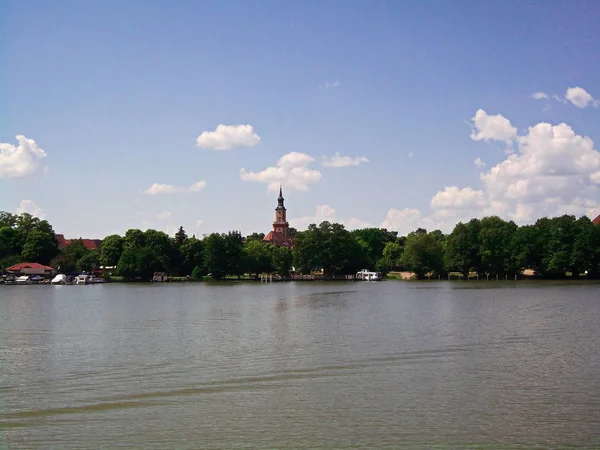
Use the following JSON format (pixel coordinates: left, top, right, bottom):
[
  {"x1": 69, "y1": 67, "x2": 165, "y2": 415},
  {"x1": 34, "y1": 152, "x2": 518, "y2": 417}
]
[
  {"x1": 195, "y1": 219, "x2": 203, "y2": 228},
  {"x1": 189, "y1": 180, "x2": 207, "y2": 192},
  {"x1": 324, "y1": 81, "x2": 340, "y2": 89},
  {"x1": 143, "y1": 180, "x2": 207, "y2": 195},
  {"x1": 470, "y1": 109, "x2": 517, "y2": 143},
  {"x1": 143, "y1": 183, "x2": 184, "y2": 195},
  {"x1": 292, "y1": 204, "x2": 337, "y2": 230},
  {"x1": 240, "y1": 151, "x2": 321, "y2": 192},
  {"x1": 157, "y1": 212, "x2": 172, "y2": 220},
  {"x1": 163, "y1": 225, "x2": 178, "y2": 236},
  {"x1": 530, "y1": 92, "x2": 548, "y2": 100},
  {"x1": 564, "y1": 86, "x2": 598, "y2": 109},
  {"x1": 196, "y1": 124, "x2": 261, "y2": 150},
  {"x1": 346, "y1": 217, "x2": 373, "y2": 230},
  {"x1": 0, "y1": 135, "x2": 48, "y2": 179},
  {"x1": 474, "y1": 157, "x2": 486, "y2": 168},
  {"x1": 429, "y1": 114, "x2": 600, "y2": 227},
  {"x1": 16, "y1": 199, "x2": 46, "y2": 219},
  {"x1": 291, "y1": 205, "x2": 371, "y2": 231},
  {"x1": 322, "y1": 152, "x2": 369, "y2": 167},
  {"x1": 380, "y1": 208, "x2": 440, "y2": 235},
  {"x1": 431, "y1": 186, "x2": 487, "y2": 210},
  {"x1": 408, "y1": 152, "x2": 414, "y2": 160}
]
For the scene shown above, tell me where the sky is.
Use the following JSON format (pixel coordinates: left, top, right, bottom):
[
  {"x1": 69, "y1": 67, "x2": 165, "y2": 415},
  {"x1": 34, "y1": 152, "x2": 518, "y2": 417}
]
[{"x1": 1, "y1": 0, "x2": 599, "y2": 239}]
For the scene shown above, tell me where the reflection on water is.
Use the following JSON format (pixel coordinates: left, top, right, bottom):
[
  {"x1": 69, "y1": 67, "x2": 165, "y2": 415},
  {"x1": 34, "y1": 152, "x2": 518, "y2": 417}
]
[{"x1": 1, "y1": 281, "x2": 600, "y2": 448}]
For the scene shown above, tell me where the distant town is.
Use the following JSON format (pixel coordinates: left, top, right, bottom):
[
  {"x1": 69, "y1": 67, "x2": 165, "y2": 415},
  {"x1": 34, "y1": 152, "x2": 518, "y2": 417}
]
[{"x1": 1, "y1": 187, "x2": 600, "y2": 284}]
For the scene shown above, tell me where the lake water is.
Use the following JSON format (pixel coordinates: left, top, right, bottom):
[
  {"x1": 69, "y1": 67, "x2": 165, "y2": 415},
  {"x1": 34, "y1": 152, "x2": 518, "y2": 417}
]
[{"x1": 1, "y1": 281, "x2": 599, "y2": 448}]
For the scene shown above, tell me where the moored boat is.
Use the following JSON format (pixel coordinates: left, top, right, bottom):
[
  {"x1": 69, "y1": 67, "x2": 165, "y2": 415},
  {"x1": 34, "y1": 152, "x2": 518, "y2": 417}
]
[
  {"x1": 75, "y1": 274, "x2": 91, "y2": 285},
  {"x1": 16, "y1": 275, "x2": 32, "y2": 285},
  {"x1": 356, "y1": 269, "x2": 383, "y2": 281},
  {"x1": 51, "y1": 274, "x2": 68, "y2": 285}
]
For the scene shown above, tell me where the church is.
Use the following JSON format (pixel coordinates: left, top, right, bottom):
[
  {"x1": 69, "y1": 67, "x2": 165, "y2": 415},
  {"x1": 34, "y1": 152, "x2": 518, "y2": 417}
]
[{"x1": 263, "y1": 186, "x2": 293, "y2": 247}]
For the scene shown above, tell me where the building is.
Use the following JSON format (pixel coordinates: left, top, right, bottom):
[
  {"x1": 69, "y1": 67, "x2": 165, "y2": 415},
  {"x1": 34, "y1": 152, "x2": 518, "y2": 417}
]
[
  {"x1": 594, "y1": 214, "x2": 600, "y2": 226},
  {"x1": 55, "y1": 234, "x2": 102, "y2": 251},
  {"x1": 263, "y1": 186, "x2": 293, "y2": 247},
  {"x1": 5, "y1": 262, "x2": 55, "y2": 276}
]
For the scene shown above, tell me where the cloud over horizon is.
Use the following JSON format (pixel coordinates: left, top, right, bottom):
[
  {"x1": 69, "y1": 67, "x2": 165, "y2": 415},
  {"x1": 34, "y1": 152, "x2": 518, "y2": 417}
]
[
  {"x1": 16, "y1": 199, "x2": 46, "y2": 219},
  {"x1": 0, "y1": 135, "x2": 48, "y2": 179},
  {"x1": 240, "y1": 152, "x2": 322, "y2": 192},
  {"x1": 382, "y1": 110, "x2": 600, "y2": 234},
  {"x1": 196, "y1": 124, "x2": 261, "y2": 150},
  {"x1": 143, "y1": 180, "x2": 207, "y2": 195},
  {"x1": 322, "y1": 152, "x2": 369, "y2": 167}
]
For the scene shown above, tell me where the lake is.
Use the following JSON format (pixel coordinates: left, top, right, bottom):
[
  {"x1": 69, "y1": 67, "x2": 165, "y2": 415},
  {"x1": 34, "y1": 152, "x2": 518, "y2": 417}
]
[{"x1": 1, "y1": 281, "x2": 599, "y2": 448}]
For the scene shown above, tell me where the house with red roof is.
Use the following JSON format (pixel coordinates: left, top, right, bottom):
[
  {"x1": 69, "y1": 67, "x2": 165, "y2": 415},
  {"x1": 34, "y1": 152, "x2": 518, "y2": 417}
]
[
  {"x1": 593, "y1": 214, "x2": 600, "y2": 226},
  {"x1": 55, "y1": 234, "x2": 102, "y2": 250},
  {"x1": 263, "y1": 186, "x2": 293, "y2": 248},
  {"x1": 5, "y1": 262, "x2": 55, "y2": 276}
]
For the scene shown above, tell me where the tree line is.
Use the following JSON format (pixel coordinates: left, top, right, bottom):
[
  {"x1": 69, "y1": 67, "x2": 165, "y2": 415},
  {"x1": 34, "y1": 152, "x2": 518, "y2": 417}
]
[{"x1": 1, "y1": 210, "x2": 599, "y2": 280}]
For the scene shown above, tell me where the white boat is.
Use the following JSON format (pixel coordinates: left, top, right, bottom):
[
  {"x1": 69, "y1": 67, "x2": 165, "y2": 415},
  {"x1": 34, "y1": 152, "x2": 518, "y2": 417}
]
[
  {"x1": 356, "y1": 269, "x2": 382, "y2": 281},
  {"x1": 75, "y1": 274, "x2": 91, "y2": 285},
  {"x1": 90, "y1": 276, "x2": 105, "y2": 284},
  {"x1": 51, "y1": 274, "x2": 67, "y2": 285},
  {"x1": 16, "y1": 275, "x2": 32, "y2": 285}
]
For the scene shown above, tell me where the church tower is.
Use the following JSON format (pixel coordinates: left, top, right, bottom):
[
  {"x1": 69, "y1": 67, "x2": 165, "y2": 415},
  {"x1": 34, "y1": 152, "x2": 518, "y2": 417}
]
[{"x1": 273, "y1": 185, "x2": 289, "y2": 236}]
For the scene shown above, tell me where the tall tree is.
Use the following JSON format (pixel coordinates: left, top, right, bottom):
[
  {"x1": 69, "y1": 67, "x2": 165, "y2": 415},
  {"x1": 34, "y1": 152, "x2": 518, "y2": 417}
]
[
  {"x1": 270, "y1": 245, "x2": 293, "y2": 277},
  {"x1": 180, "y1": 237, "x2": 204, "y2": 275},
  {"x1": 401, "y1": 231, "x2": 444, "y2": 279},
  {"x1": 100, "y1": 234, "x2": 124, "y2": 266},
  {"x1": 21, "y1": 230, "x2": 59, "y2": 265},
  {"x1": 478, "y1": 216, "x2": 518, "y2": 276},
  {"x1": 244, "y1": 240, "x2": 273, "y2": 276},
  {"x1": 174, "y1": 226, "x2": 188, "y2": 245},
  {"x1": 203, "y1": 233, "x2": 228, "y2": 279}
]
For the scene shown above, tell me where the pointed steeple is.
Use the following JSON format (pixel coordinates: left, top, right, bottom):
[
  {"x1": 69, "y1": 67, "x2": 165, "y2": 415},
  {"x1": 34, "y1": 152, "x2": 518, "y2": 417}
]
[{"x1": 278, "y1": 185, "x2": 283, "y2": 200}]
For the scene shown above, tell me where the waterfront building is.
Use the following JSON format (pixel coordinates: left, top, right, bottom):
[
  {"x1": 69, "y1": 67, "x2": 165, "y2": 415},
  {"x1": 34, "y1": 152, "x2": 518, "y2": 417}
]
[{"x1": 263, "y1": 186, "x2": 293, "y2": 247}]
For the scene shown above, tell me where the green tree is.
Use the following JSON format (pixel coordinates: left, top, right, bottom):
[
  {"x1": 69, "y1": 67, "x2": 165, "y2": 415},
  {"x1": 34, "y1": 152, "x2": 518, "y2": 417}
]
[
  {"x1": 245, "y1": 232, "x2": 265, "y2": 243},
  {"x1": 478, "y1": 216, "x2": 518, "y2": 276},
  {"x1": 77, "y1": 251, "x2": 100, "y2": 272},
  {"x1": 100, "y1": 234, "x2": 124, "y2": 266},
  {"x1": 21, "y1": 230, "x2": 59, "y2": 265},
  {"x1": 174, "y1": 226, "x2": 188, "y2": 245},
  {"x1": 352, "y1": 228, "x2": 398, "y2": 270},
  {"x1": 537, "y1": 215, "x2": 578, "y2": 277},
  {"x1": 224, "y1": 230, "x2": 245, "y2": 278},
  {"x1": 180, "y1": 237, "x2": 204, "y2": 275},
  {"x1": 382, "y1": 241, "x2": 403, "y2": 271},
  {"x1": 143, "y1": 229, "x2": 177, "y2": 272},
  {"x1": 444, "y1": 221, "x2": 481, "y2": 276},
  {"x1": 293, "y1": 222, "x2": 364, "y2": 276},
  {"x1": 0, "y1": 212, "x2": 16, "y2": 229},
  {"x1": 203, "y1": 233, "x2": 228, "y2": 279},
  {"x1": 244, "y1": 240, "x2": 273, "y2": 276},
  {"x1": 50, "y1": 251, "x2": 78, "y2": 273},
  {"x1": 0, "y1": 227, "x2": 20, "y2": 260},
  {"x1": 123, "y1": 229, "x2": 146, "y2": 250},
  {"x1": 571, "y1": 217, "x2": 600, "y2": 278},
  {"x1": 117, "y1": 246, "x2": 165, "y2": 280},
  {"x1": 401, "y1": 231, "x2": 444, "y2": 279},
  {"x1": 270, "y1": 245, "x2": 293, "y2": 277},
  {"x1": 191, "y1": 265, "x2": 203, "y2": 280}
]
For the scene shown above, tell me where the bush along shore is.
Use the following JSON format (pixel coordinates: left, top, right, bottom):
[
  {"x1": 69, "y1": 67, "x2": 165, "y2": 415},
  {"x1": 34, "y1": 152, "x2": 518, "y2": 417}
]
[{"x1": 1, "y1": 211, "x2": 600, "y2": 281}]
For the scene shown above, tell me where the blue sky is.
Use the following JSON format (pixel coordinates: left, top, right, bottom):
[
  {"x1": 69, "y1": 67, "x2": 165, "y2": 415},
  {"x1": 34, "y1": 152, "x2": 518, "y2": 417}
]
[{"x1": 2, "y1": 0, "x2": 599, "y2": 238}]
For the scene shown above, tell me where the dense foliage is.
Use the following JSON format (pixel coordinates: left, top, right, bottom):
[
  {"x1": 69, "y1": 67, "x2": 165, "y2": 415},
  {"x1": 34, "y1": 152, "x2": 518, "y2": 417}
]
[{"x1": 1, "y1": 210, "x2": 600, "y2": 280}]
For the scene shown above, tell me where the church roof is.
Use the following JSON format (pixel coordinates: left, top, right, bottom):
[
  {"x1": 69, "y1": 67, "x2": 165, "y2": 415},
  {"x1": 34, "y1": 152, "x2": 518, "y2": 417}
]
[
  {"x1": 593, "y1": 214, "x2": 600, "y2": 225},
  {"x1": 263, "y1": 231, "x2": 293, "y2": 247}
]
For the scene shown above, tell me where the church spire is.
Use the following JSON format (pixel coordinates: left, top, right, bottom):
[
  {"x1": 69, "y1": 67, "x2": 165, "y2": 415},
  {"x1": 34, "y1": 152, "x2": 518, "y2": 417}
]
[{"x1": 278, "y1": 185, "x2": 283, "y2": 200}]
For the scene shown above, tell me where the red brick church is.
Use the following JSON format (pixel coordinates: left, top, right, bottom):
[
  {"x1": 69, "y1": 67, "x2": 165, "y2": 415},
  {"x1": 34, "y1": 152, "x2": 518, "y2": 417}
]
[{"x1": 263, "y1": 186, "x2": 293, "y2": 247}]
